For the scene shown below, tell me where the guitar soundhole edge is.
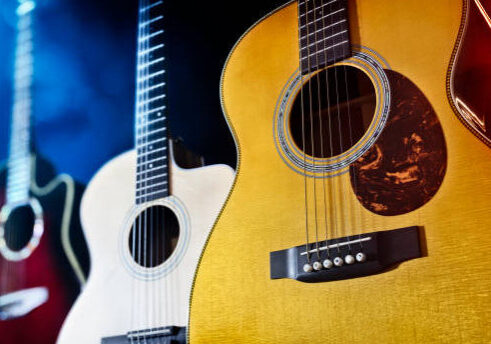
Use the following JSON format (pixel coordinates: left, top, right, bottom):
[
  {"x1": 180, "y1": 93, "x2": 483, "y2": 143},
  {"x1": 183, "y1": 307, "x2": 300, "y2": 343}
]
[
  {"x1": 128, "y1": 205, "x2": 179, "y2": 268},
  {"x1": 289, "y1": 65, "x2": 377, "y2": 158},
  {"x1": 4, "y1": 204, "x2": 35, "y2": 252}
]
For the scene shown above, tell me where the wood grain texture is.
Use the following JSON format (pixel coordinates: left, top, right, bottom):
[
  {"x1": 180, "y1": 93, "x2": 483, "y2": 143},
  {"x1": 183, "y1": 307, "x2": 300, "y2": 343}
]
[
  {"x1": 57, "y1": 150, "x2": 234, "y2": 343},
  {"x1": 189, "y1": 1, "x2": 491, "y2": 343}
]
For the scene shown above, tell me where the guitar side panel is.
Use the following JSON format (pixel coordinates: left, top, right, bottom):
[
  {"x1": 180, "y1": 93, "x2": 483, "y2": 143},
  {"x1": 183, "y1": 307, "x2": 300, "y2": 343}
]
[
  {"x1": 190, "y1": 1, "x2": 491, "y2": 343},
  {"x1": 57, "y1": 150, "x2": 234, "y2": 343}
]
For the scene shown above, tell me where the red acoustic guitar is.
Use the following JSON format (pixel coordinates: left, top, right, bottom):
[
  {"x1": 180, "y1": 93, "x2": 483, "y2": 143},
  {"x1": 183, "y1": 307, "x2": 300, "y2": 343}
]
[{"x1": 0, "y1": 1, "x2": 89, "y2": 343}]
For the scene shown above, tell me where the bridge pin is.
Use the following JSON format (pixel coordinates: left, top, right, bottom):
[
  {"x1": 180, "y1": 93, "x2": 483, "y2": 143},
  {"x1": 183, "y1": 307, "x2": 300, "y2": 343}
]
[
  {"x1": 333, "y1": 257, "x2": 344, "y2": 267},
  {"x1": 313, "y1": 261, "x2": 323, "y2": 271},
  {"x1": 344, "y1": 254, "x2": 355, "y2": 265},
  {"x1": 356, "y1": 252, "x2": 366, "y2": 262},
  {"x1": 323, "y1": 259, "x2": 333, "y2": 269},
  {"x1": 303, "y1": 263, "x2": 313, "y2": 273}
]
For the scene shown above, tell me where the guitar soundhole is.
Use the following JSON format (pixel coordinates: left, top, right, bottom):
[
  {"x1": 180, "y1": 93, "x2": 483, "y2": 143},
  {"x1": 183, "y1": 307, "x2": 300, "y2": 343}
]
[
  {"x1": 4, "y1": 205, "x2": 35, "y2": 252},
  {"x1": 128, "y1": 205, "x2": 179, "y2": 268},
  {"x1": 289, "y1": 65, "x2": 376, "y2": 158}
]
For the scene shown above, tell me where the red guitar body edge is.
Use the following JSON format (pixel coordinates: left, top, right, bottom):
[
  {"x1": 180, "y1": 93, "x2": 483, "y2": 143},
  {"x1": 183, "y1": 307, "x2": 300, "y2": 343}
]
[{"x1": 448, "y1": 0, "x2": 491, "y2": 147}]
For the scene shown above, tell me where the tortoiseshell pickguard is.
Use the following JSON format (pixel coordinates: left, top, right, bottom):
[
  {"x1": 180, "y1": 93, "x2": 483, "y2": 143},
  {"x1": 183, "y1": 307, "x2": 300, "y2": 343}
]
[{"x1": 349, "y1": 70, "x2": 447, "y2": 216}]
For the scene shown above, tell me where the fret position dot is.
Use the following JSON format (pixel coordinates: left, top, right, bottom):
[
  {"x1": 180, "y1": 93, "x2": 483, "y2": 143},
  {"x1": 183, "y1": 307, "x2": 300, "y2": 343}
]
[
  {"x1": 157, "y1": 112, "x2": 162, "y2": 116},
  {"x1": 149, "y1": 164, "x2": 153, "y2": 168}
]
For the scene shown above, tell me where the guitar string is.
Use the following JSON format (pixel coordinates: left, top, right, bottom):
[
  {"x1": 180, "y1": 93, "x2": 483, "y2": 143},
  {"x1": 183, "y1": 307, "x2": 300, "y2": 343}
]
[
  {"x1": 135, "y1": 1, "x2": 142, "y2": 339},
  {"x1": 142, "y1": 0, "x2": 147, "y2": 335},
  {"x1": 331, "y1": 0, "x2": 352, "y2": 258},
  {"x1": 338, "y1": 0, "x2": 364, "y2": 254},
  {"x1": 327, "y1": 0, "x2": 350, "y2": 256},
  {"x1": 298, "y1": 0, "x2": 311, "y2": 264},
  {"x1": 317, "y1": 0, "x2": 334, "y2": 262},
  {"x1": 305, "y1": 0, "x2": 322, "y2": 261},
  {"x1": 136, "y1": 1, "x2": 143, "y2": 341},
  {"x1": 319, "y1": 0, "x2": 341, "y2": 258},
  {"x1": 311, "y1": 0, "x2": 330, "y2": 264},
  {"x1": 137, "y1": 0, "x2": 148, "y2": 340}
]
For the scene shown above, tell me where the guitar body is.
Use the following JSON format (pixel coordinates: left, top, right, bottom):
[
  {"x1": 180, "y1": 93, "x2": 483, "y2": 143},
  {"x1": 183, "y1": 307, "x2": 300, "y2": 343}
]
[
  {"x1": 0, "y1": 155, "x2": 87, "y2": 344},
  {"x1": 190, "y1": 1, "x2": 491, "y2": 343},
  {"x1": 57, "y1": 149, "x2": 234, "y2": 343},
  {"x1": 448, "y1": 0, "x2": 491, "y2": 146}
]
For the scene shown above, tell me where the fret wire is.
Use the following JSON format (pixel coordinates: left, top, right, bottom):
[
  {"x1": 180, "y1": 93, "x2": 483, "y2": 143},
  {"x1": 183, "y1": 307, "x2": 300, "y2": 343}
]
[
  {"x1": 138, "y1": 58, "x2": 165, "y2": 70},
  {"x1": 136, "y1": 118, "x2": 167, "y2": 130},
  {"x1": 136, "y1": 136, "x2": 167, "y2": 148},
  {"x1": 137, "y1": 172, "x2": 168, "y2": 184},
  {"x1": 139, "y1": 0, "x2": 163, "y2": 13},
  {"x1": 139, "y1": 30, "x2": 164, "y2": 42},
  {"x1": 299, "y1": 8, "x2": 345, "y2": 28},
  {"x1": 137, "y1": 94, "x2": 166, "y2": 106},
  {"x1": 139, "y1": 15, "x2": 163, "y2": 28},
  {"x1": 136, "y1": 165, "x2": 167, "y2": 176},
  {"x1": 300, "y1": 19, "x2": 346, "y2": 40},
  {"x1": 139, "y1": 105, "x2": 167, "y2": 116},
  {"x1": 137, "y1": 155, "x2": 167, "y2": 166},
  {"x1": 138, "y1": 44, "x2": 164, "y2": 56},
  {"x1": 300, "y1": 30, "x2": 347, "y2": 51},
  {"x1": 300, "y1": 40, "x2": 349, "y2": 60},
  {"x1": 136, "y1": 189, "x2": 169, "y2": 199},
  {"x1": 137, "y1": 70, "x2": 165, "y2": 82},
  {"x1": 299, "y1": 0, "x2": 338, "y2": 18},
  {"x1": 136, "y1": 180, "x2": 168, "y2": 191}
]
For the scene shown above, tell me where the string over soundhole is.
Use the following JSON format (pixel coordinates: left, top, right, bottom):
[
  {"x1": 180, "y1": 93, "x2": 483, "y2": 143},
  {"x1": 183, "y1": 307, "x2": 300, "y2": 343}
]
[
  {"x1": 128, "y1": 205, "x2": 179, "y2": 268},
  {"x1": 289, "y1": 65, "x2": 376, "y2": 158}
]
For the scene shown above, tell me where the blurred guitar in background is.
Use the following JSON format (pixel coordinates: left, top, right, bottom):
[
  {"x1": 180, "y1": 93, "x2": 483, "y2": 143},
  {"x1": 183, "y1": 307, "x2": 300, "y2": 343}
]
[{"x1": 0, "y1": 1, "x2": 89, "y2": 343}]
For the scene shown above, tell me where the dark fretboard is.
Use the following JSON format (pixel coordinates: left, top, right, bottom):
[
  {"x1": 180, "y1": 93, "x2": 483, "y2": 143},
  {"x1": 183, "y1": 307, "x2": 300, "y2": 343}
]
[
  {"x1": 298, "y1": 0, "x2": 351, "y2": 74},
  {"x1": 135, "y1": 0, "x2": 169, "y2": 205}
]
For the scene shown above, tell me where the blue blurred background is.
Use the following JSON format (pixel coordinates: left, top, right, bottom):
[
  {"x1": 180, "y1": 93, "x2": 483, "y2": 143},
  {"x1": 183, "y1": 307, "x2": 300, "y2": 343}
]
[{"x1": 0, "y1": 0, "x2": 284, "y2": 184}]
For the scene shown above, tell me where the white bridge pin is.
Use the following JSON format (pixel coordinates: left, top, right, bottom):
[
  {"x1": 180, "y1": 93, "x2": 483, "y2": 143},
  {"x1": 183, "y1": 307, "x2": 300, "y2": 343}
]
[
  {"x1": 356, "y1": 252, "x2": 367, "y2": 262},
  {"x1": 313, "y1": 261, "x2": 323, "y2": 271},
  {"x1": 333, "y1": 257, "x2": 344, "y2": 267},
  {"x1": 303, "y1": 263, "x2": 313, "y2": 273},
  {"x1": 323, "y1": 259, "x2": 333, "y2": 269},
  {"x1": 344, "y1": 254, "x2": 355, "y2": 265}
]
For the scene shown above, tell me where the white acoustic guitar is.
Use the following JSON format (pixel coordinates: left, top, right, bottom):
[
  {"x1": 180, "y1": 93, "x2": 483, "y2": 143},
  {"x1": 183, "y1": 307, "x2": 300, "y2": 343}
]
[{"x1": 57, "y1": 0, "x2": 234, "y2": 342}]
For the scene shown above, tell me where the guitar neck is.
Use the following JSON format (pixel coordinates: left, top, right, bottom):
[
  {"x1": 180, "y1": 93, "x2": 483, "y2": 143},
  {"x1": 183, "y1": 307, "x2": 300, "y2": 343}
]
[
  {"x1": 7, "y1": 0, "x2": 36, "y2": 206},
  {"x1": 298, "y1": 0, "x2": 351, "y2": 74},
  {"x1": 134, "y1": 0, "x2": 169, "y2": 205}
]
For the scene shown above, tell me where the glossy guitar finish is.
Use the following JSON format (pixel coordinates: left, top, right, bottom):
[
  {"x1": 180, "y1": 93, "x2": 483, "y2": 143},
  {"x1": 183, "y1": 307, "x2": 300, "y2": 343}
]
[
  {"x1": 0, "y1": 156, "x2": 88, "y2": 344},
  {"x1": 190, "y1": 1, "x2": 491, "y2": 343},
  {"x1": 448, "y1": 0, "x2": 491, "y2": 146}
]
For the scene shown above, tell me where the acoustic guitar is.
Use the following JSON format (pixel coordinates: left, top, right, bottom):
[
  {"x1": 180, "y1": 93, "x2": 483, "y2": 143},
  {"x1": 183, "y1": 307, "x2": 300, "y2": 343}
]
[
  {"x1": 0, "y1": 1, "x2": 89, "y2": 343},
  {"x1": 190, "y1": 0, "x2": 491, "y2": 343},
  {"x1": 57, "y1": 0, "x2": 234, "y2": 342}
]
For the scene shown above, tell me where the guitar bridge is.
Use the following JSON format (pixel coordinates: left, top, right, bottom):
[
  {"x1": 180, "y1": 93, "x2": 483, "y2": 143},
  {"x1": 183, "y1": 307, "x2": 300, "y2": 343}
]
[
  {"x1": 101, "y1": 326, "x2": 186, "y2": 344},
  {"x1": 270, "y1": 226, "x2": 424, "y2": 283}
]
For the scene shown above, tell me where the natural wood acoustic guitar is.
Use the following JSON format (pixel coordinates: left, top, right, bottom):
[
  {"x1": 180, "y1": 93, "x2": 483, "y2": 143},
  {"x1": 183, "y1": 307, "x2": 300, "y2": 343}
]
[
  {"x1": 57, "y1": 1, "x2": 234, "y2": 342},
  {"x1": 189, "y1": 0, "x2": 491, "y2": 343}
]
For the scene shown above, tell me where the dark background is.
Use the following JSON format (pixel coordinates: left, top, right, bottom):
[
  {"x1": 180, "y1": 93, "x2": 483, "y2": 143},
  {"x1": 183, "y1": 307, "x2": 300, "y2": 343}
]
[{"x1": 0, "y1": 0, "x2": 286, "y2": 184}]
